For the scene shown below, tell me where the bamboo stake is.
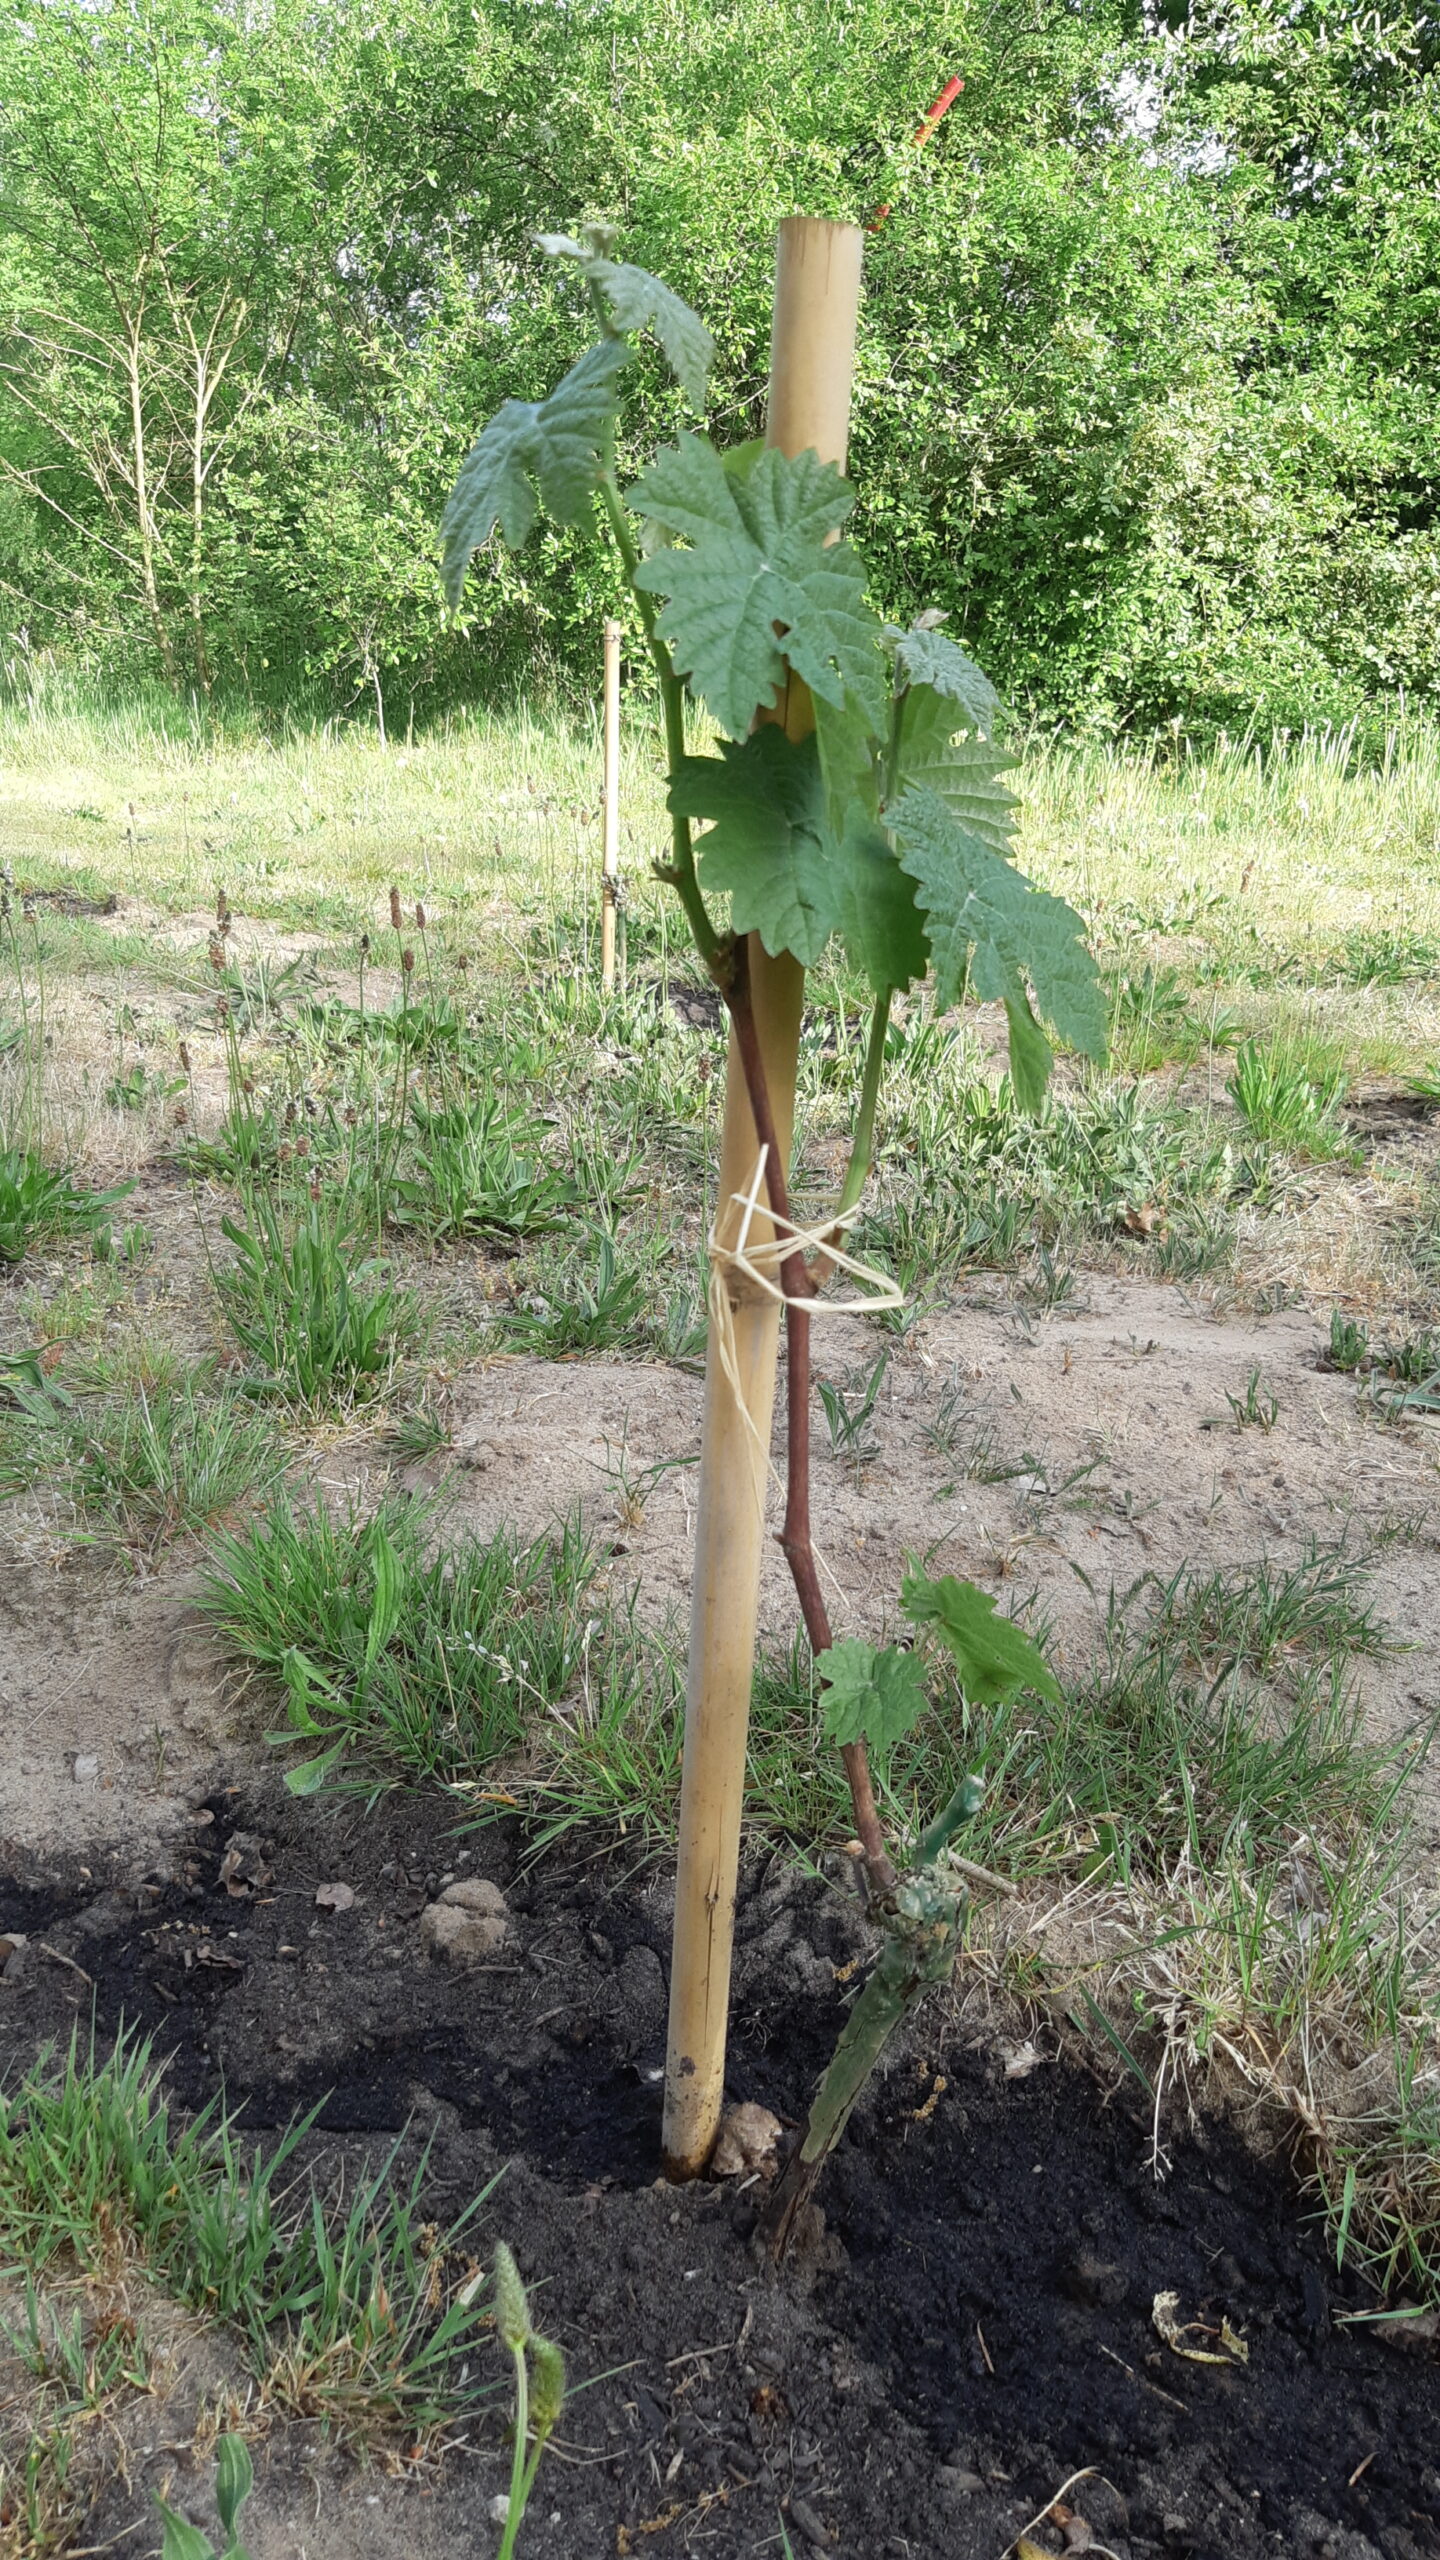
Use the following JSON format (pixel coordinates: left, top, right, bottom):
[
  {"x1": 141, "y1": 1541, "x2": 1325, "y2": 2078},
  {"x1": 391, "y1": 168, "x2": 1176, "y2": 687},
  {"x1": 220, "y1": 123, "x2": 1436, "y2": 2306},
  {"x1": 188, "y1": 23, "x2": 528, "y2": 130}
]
[
  {"x1": 663, "y1": 217, "x2": 864, "y2": 2181},
  {"x1": 599, "y1": 616, "x2": 621, "y2": 991}
]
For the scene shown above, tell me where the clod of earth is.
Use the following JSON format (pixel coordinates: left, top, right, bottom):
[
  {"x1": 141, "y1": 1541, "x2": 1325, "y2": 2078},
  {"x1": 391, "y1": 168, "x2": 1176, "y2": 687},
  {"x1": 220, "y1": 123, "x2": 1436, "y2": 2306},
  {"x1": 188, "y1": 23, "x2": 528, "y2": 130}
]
[
  {"x1": 711, "y1": 2101, "x2": 785, "y2": 2180},
  {"x1": 419, "y1": 1876, "x2": 510, "y2": 1964}
]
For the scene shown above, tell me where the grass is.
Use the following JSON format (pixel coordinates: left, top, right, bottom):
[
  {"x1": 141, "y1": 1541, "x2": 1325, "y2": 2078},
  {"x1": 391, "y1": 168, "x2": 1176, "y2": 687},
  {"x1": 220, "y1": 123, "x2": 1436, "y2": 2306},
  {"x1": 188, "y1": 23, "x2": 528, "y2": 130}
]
[
  {"x1": 0, "y1": 1363, "x2": 282, "y2": 1555},
  {"x1": 214, "y1": 1198, "x2": 415, "y2": 1412},
  {"x1": 0, "y1": 2027, "x2": 499, "y2": 2433},
  {"x1": 200, "y1": 1487, "x2": 598, "y2": 1792},
  {"x1": 1144, "y1": 1541, "x2": 1390, "y2": 1675}
]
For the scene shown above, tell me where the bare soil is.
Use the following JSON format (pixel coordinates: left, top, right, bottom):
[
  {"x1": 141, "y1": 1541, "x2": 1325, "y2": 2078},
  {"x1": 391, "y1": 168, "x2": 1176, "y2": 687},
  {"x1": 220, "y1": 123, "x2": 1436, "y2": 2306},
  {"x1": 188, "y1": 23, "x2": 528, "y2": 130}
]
[
  {"x1": 2, "y1": 1783, "x2": 1438, "y2": 2560},
  {"x1": 3, "y1": 1275, "x2": 1440, "y2": 2556}
]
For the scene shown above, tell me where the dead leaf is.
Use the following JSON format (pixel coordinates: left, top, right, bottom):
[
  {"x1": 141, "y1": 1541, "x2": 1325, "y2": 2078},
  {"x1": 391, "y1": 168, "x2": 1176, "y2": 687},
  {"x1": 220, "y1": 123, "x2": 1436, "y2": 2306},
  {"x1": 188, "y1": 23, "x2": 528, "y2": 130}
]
[
  {"x1": 186, "y1": 1942, "x2": 244, "y2": 1973},
  {"x1": 1003, "y1": 2041, "x2": 1043, "y2": 2080},
  {"x1": 1120, "y1": 1204, "x2": 1166, "y2": 1237},
  {"x1": 314, "y1": 1881, "x2": 355, "y2": 1912},
  {"x1": 1152, "y1": 2289, "x2": 1249, "y2": 2367},
  {"x1": 217, "y1": 1831, "x2": 273, "y2": 1898}
]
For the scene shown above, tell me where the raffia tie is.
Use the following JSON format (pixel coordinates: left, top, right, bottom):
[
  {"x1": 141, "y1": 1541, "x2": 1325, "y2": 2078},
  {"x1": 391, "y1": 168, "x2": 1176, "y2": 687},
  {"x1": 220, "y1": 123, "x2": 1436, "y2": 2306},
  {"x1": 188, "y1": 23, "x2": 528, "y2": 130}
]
[{"x1": 705, "y1": 1146, "x2": 905, "y2": 1564}]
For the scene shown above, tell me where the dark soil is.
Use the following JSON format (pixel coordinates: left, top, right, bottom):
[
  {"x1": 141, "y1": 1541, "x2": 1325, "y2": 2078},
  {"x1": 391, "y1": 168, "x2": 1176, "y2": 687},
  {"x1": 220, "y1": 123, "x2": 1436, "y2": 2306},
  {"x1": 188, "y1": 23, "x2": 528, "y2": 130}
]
[{"x1": 2, "y1": 1789, "x2": 1438, "y2": 2560}]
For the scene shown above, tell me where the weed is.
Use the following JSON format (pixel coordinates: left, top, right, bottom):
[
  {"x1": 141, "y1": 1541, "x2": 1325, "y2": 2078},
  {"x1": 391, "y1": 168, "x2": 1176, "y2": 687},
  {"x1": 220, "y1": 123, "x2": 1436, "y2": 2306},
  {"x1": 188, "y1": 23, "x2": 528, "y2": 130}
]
[
  {"x1": 389, "y1": 1096, "x2": 582, "y2": 1241},
  {"x1": 200, "y1": 1488, "x2": 596, "y2": 1790},
  {"x1": 1, "y1": 2276, "x2": 149, "y2": 2407},
  {"x1": 105, "y1": 1059, "x2": 186, "y2": 1113},
  {"x1": 216, "y1": 1199, "x2": 414, "y2": 1411},
  {"x1": 817, "y1": 1351, "x2": 889, "y2": 1471},
  {"x1": 156, "y1": 2434, "x2": 254, "y2": 2560},
  {"x1": 598, "y1": 1430, "x2": 697, "y2": 1532},
  {"x1": 1147, "y1": 1543, "x2": 1388, "y2": 1674},
  {"x1": 1324, "y1": 1310, "x2": 1371, "y2": 1373},
  {"x1": 1107, "y1": 963, "x2": 1220, "y2": 1073},
  {"x1": 0, "y1": 1151, "x2": 132, "y2": 1265},
  {"x1": 491, "y1": 2246, "x2": 567, "y2": 2560},
  {"x1": 1020, "y1": 1246, "x2": 1078, "y2": 1310},
  {"x1": 1333, "y1": 926, "x2": 1440, "y2": 987},
  {"x1": 1151, "y1": 1209, "x2": 1236, "y2": 1280},
  {"x1": 1228, "y1": 1036, "x2": 1350, "y2": 1159},
  {"x1": 502, "y1": 1230, "x2": 647, "y2": 1356},
  {"x1": 1225, "y1": 1366, "x2": 1279, "y2": 1430},
  {"x1": 385, "y1": 1391, "x2": 452, "y2": 1460}
]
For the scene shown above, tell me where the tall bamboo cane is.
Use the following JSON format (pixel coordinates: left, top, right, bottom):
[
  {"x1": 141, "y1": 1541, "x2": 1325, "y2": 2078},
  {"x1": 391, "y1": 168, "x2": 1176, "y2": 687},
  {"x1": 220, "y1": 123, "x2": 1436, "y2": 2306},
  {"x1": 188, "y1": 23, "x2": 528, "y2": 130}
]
[{"x1": 662, "y1": 218, "x2": 864, "y2": 2180}]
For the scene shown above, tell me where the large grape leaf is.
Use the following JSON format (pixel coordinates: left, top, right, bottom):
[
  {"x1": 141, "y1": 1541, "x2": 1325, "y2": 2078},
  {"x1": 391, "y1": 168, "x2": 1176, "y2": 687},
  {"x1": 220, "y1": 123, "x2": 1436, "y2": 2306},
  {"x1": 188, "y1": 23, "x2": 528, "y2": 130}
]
[
  {"x1": 832, "y1": 809, "x2": 930, "y2": 995},
  {"x1": 632, "y1": 436, "x2": 887, "y2": 740},
  {"x1": 441, "y1": 339, "x2": 631, "y2": 608},
  {"x1": 900, "y1": 1569, "x2": 1061, "y2": 1705},
  {"x1": 669, "y1": 729, "x2": 839, "y2": 966},
  {"x1": 893, "y1": 688, "x2": 1019, "y2": 853},
  {"x1": 892, "y1": 625, "x2": 1002, "y2": 734},
  {"x1": 817, "y1": 1638, "x2": 929, "y2": 1752},
  {"x1": 891, "y1": 786, "x2": 1106, "y2": 1096}
]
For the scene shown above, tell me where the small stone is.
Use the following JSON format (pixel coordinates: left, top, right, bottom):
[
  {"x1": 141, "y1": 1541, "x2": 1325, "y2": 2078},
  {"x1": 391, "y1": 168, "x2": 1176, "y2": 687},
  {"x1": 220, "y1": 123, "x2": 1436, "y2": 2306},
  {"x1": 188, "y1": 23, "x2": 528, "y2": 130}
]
[
  {"x1": 72, "y1": 1753, "x2": 99, "y2": 1784},
  {"x1": 935, "y1": 2466, "x2": 986, "y2": 2496},
  {"x1": 788, "y1": 2498, "x2": 830, "y2": 2550},
  {"x1": 487, "y1": 2492, "x2": 511, "y2": 2525},
  {"x1": 0, "y1": 1933, "x2": 27, "y2": 1981},
  {"x1": 314, "y1": 1882, "x2": 355, "y2": 1912}
]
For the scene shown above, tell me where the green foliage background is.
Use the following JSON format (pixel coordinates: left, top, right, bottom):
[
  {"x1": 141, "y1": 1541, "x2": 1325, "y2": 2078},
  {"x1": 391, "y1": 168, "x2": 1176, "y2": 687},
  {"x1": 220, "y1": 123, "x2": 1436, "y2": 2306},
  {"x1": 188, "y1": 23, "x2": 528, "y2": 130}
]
[{"x1": 0, "y1": 0, "x2": 1435, "y2": 735}]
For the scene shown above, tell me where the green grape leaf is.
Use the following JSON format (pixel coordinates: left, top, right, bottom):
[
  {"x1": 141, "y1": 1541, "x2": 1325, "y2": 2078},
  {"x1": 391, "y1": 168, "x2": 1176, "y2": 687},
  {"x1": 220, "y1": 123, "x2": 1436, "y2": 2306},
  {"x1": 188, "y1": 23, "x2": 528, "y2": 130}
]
[
  {"x1": 891, "y1": 786, "x2": 1106, "y2": 1085},
  {"x1": 587, "y1": 259, "x2": 714, "y2": 406},
  {"x1": 632, "y1": 436, "x2": 887, "y2": 739},
  {"x1": 441, "y1": 338, "x2": 631, "y2": 606},
  {"x1": 833, "y1": 809, "x2": 930, "y2": 995},
  {"x1": 814, "y1": 686, "x2": 881, "y2": 834},
  {"x1": 900, "y1": 1569, "x2": 1061, "y2": 1705},
  {"x1": 1001, "y1": 992, "x2": 1054, "y2": 1112},
  {"x1": 670, "y1": 730, "x2": 839, "y2": 966},
  {"x1": 893, "y1": 688, "x2": 1019, "y2": 851},
  {"x1": 817, "y1": 1637, "x2": 930, "y2": 1752},
  {"x1": 535, "y1": 233, "x2": 714, "y2": 406},
  {"x1": 892, "y1": 625, "x2": 1002, "y2": 733}
]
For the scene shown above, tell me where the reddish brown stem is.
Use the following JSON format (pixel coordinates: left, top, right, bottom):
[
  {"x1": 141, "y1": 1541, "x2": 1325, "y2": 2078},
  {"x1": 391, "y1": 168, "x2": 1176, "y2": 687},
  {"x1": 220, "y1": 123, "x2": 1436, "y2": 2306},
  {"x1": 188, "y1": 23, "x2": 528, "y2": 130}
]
[{"x1": 725, "y1": 943, "x2": 895, "y2": 1895}]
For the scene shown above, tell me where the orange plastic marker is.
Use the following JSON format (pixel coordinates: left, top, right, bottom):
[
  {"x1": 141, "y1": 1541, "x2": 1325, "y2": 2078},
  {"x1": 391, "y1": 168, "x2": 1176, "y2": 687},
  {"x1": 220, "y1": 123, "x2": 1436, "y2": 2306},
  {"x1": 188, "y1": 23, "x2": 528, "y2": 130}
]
[{"x1": 867, "y1": 75, "x2": 963, "y2": 231}]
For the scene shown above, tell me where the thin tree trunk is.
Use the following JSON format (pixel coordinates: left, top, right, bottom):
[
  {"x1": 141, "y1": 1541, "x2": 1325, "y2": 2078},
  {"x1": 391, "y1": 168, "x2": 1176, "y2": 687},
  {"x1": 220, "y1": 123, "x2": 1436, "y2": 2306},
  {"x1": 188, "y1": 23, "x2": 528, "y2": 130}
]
[{"x1": 126, "y1": 317, "x2": 177, "y2": 684}]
